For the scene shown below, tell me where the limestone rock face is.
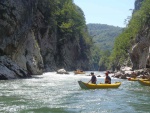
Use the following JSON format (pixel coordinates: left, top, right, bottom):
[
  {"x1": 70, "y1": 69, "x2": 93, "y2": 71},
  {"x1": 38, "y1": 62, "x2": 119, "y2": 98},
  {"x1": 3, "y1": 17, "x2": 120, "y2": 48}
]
[
  {"x1": 40, "y1": 31, "x2": 90, "y2": 71},
  {"x1": 57, "y1": 39, "x2": 90, "y2": 71},
  {"x1": 134, "y1": 0, "x2": 144, "y2": 11},
  {"x1": 130, "y1": 0, "x2": 150, "y2": 70},
  {"x1": 0, "y1": 0, "x2": 43, "y2": 79},
  {"x1": 0, "y1": 56, "x2": 31, "y2": 80},
  {"x1": 12, "y1": 30, "x2": 43, "y2": 75},
  {"x1": 0, "y1": 0, "x2": 91, "y2": 79},
  {"x1": 130, "y1": 27, "x2": 150, "y2": 69}
]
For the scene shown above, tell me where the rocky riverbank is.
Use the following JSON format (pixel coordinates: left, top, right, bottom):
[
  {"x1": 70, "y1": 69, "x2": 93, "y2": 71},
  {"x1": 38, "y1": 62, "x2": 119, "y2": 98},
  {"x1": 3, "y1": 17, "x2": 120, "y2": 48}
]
[{"x1": 112, "y1": 66, "x2": 150, "y2": 79}]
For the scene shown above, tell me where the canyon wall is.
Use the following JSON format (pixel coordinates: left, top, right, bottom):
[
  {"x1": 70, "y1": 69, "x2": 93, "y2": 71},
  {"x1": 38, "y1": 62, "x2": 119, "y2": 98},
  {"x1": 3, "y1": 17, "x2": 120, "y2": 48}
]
[{"x1": 0, "y1": 0, "x2": 91, "y2": 79}]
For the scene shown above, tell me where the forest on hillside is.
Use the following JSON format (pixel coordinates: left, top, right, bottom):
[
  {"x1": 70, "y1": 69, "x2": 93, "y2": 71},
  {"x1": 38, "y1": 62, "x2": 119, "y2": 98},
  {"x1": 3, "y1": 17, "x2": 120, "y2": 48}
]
[
  {"x1": 87, "y1": 24, "x2": 123, "y2": 70},
  {"x1": 87, "y1": 24, "x2": 123, "y2": 51}
]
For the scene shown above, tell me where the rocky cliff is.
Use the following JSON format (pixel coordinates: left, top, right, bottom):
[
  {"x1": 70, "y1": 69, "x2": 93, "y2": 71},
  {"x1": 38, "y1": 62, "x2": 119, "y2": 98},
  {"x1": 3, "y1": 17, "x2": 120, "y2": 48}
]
[
  {"x1": 130, "y1": 0, "x2": 150, "y2": 70},
  {"x1": 134, "y1": 0, "x2": 143, "y2": 10},
  {"x1": 0, "y1": 0, "x2": 92, "y2": 79}
]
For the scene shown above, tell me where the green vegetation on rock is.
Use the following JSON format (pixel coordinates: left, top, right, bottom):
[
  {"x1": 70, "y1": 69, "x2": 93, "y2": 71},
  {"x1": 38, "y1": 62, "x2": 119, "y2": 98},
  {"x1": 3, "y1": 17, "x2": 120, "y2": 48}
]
[
  {"x1": 110, "y1": 0, "x2": 150, "y2": 70},
  {"x1": 44, "y1": 0, "x2": 93, "y2": 70}
]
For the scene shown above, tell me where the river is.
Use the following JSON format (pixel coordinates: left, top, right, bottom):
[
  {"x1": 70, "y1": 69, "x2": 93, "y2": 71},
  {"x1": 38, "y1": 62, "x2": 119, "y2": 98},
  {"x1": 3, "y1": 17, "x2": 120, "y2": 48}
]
[{"x1": 0, "y1": 71, "x2": 150, "y2": 113}]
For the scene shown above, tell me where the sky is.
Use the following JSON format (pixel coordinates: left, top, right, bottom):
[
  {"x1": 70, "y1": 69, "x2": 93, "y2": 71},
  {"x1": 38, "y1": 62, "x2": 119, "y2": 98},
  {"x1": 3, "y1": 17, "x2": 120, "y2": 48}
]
[{"x1": 73, "y1": 0, "x2": 135, "y2": 27}]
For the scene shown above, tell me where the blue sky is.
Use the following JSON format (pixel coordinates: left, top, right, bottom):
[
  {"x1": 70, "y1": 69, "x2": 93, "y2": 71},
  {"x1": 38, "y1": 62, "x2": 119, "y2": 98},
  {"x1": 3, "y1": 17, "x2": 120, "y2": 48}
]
[{"x1": 73, "y1": 0, "x2": 135, "y2": 27}]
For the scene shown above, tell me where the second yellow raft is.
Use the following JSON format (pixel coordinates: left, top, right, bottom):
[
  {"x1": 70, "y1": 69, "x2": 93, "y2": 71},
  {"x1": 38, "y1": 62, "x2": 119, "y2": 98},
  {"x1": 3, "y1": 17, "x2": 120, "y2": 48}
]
[{"x1": 138, "y1": 79, "x2": 150, "y2": 86}]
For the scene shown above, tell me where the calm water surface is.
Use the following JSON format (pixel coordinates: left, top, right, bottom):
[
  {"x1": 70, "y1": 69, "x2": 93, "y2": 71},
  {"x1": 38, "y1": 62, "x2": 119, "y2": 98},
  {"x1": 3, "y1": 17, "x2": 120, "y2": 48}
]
[{"x1": 0, "y1": 71, "x2": 150, "y2": 113}]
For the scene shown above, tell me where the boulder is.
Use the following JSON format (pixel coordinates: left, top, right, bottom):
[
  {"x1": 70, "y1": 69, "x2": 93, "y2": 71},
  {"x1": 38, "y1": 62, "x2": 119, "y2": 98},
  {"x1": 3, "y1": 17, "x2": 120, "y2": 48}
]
[
  {"x1": 0, "y1": 56, "x2": 31, "y2": 80},
  {"x1": 57, "y1": 69, "x2": 69, "y2": 74}
]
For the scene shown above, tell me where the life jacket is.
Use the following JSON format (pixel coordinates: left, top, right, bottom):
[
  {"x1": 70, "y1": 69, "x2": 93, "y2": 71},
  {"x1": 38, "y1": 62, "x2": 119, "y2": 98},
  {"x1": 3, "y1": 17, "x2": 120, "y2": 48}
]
[{"x1": 91, "y1": 75, "x2": 96, "y2": 84}]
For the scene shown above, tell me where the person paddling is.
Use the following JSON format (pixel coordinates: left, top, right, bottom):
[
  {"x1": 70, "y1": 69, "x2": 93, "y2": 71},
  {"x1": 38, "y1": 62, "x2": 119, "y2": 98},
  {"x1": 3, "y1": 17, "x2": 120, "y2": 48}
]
[
  {"x1": 105, "y1": 71, "x2": 111, "y2": 84},
  {"x1": 88, "y1": 72, "x2": 97, "y2": 84}
]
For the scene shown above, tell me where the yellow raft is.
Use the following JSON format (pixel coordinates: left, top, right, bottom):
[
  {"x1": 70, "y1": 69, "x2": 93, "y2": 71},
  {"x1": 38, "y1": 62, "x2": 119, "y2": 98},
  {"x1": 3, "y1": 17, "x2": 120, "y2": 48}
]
[
  {"x1": 128, "y1": 78, "x2": 148, "y2": 81},
  {"x1": 74, "y1": 71, "x2": 85, "y2": 74},
  {"x1": 138, "y1": 79, "x2": 150, "y2": 86},
  {"x1": 78, "y1": 81, "x2": 121, "y2": 89},
  {"x1": 128, "y1": 78, "x2": 139, "y2": 81}
]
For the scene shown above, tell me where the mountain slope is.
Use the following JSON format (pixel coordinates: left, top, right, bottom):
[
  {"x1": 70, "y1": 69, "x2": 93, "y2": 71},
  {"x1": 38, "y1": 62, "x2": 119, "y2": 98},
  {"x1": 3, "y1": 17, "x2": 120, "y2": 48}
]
[{"x1": 87, "y1": 23, "x2": 123, "y2": 50}]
